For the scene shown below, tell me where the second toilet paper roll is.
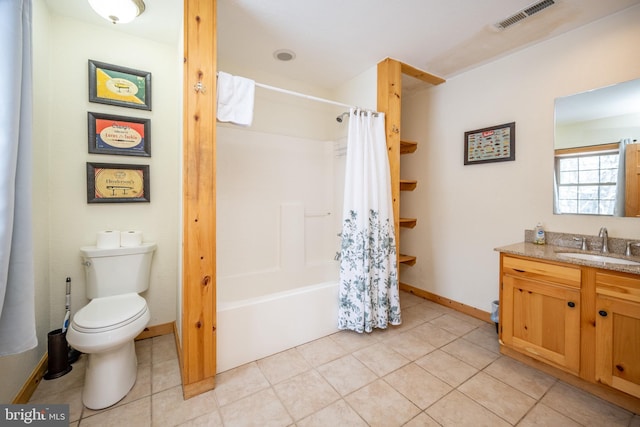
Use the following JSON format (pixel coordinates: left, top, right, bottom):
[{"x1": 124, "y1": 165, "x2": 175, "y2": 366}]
[
  {"x1": 120, "y1": 230, "x2": 143, "y2": 247},
  {"x1": 96, "y1": 230, "x2": 121, "y2": 249}
]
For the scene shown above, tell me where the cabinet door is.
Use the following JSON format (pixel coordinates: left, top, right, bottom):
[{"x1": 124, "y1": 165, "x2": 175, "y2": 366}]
[
  {"x1": 502, "y1": 275, "x2": 581, "y2": 374},
  {"x1": 595, "y1": 294, "x2": 640, "y2": 398}
]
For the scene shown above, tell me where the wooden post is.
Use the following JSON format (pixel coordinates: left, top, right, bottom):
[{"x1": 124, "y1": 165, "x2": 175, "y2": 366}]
[
  {"x1": 181, "y1": 0, "x2": 217, "y2": 399},
  {"x1": 377, "y1": 58, "x2": 402, "y2": 265}
]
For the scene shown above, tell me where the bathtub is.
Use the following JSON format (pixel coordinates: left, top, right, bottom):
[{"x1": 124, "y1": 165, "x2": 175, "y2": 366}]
[{"x1": 216, "y1": 262, "x2": 340, "y2": 373}]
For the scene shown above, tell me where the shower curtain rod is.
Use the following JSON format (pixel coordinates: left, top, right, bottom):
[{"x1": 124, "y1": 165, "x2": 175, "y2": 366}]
[{"x1": 217, "y1": 71, "x2": 362, "y2": 110}]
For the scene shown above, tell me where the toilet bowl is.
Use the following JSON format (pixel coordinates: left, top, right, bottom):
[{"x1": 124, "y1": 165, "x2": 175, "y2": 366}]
[
  {"x1": 66, "y1": 242, "x2": 156, "y2": 410},
  {"x1": 67, "y1": 293, "x2": 150, "y2": 409}
]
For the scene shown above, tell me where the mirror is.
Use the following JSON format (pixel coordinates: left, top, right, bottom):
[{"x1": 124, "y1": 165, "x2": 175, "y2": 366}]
[{"x1": 554, "y1": 78, "x2": 640, "y2": 216}]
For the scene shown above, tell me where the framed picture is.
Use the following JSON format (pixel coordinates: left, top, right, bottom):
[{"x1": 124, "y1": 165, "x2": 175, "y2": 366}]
[
  {"x1": 87, "y1": 162, "x2": 150, "y2": 203},
  {"x1": 464, "y1": 122, "x2": 515, "y2": 165},
  {"x1": 88, "y1": 60, "x2": 151, "y2": 110},
  {"x1": 88, "y1": 112, "x2": 151, "y2": 157}
]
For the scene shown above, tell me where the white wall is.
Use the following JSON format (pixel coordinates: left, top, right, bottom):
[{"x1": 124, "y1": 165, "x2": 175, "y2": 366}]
[
  {"x1": 400, "y1": 5, "x2": 640, "y2": 313},
  {"x1": 45, "y1": 15, "x2": 181, "y2": 329}
]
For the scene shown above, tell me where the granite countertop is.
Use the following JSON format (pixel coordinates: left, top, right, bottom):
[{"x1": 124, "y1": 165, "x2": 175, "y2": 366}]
[{"x1": 495, "y1": 241, "x2": 640, "y2": 276}]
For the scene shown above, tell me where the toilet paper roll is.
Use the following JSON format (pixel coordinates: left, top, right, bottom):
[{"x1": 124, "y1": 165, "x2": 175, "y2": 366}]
[
  {"x1": 120, "y1": 230, "x2": 143, "y2": 247},
  {"x1": 96, "y1": 230, "x2": 121, "y2": 249}
]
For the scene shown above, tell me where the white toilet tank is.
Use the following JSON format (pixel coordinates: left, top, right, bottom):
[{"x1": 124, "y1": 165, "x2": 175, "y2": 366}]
[{"x1": 80, "y1": 243, "x2": 157, "y2": 299}]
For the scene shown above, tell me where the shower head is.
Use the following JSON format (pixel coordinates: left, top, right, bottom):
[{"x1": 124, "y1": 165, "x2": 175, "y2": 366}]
[{"x1": 336, "y1": 112, "x2": 349, "y2": 123}]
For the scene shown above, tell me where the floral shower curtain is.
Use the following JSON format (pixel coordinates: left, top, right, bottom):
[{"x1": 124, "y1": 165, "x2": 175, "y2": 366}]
[{"x1": 337, "y1": 108, "x2": 401, "y2": 333}]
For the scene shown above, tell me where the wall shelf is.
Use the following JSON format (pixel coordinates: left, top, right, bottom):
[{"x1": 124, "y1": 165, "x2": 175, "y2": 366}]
[{"x1": 399, "y1": 218, "x2": 417, "y2": 228}]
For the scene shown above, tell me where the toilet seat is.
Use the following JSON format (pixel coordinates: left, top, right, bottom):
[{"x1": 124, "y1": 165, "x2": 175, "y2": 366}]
[{"x1": 72, "y1": 293, "x2": 148, "y2": 333}]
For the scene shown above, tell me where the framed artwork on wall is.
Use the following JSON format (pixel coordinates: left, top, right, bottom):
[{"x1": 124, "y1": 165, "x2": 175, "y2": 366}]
[
  {"x1": 464, "y1": 122, "x2": 516, "y2": 165},
  {"x1": 86, "y1": 162, "x2": 150, "y2": 203},
  {"x1": 88, "y1": 112, "x2": 151, "y2": 157},
  {"x1": 88, "y1": 60, "x2": 152, "y2": 110}
]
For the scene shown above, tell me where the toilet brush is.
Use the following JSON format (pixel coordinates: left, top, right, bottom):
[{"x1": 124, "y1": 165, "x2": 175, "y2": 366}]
[{"x1": 63, "y1": 276, "x2": 82, "y2": 364}]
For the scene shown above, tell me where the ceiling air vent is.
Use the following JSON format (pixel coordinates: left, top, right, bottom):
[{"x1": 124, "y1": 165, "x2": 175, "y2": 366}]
[{"x1": 494, "y1": 0, "x2": 556, "y2": 30}]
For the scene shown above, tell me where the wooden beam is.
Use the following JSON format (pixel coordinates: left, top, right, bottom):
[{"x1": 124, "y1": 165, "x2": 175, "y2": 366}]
[
  {"x1": 377, "y1": 58, "x2": 402, "y2": 267},
  {"x1": 400, "y1": 61, "x2": 445, "y2": 86},
  {"x1": 182, "y1": 0, "x2": 217, "y2": 398}
]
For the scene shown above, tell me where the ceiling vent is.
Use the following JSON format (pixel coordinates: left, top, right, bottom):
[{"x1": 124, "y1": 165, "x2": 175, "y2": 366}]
[{"x1": 493, "y1": 0, "x2": 556, "y2": 31}]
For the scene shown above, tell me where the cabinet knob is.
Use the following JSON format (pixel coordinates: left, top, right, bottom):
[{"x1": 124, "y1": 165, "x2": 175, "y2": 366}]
[
  {"x1": 567, "y1": 301, "x2": 576, "y2": 308},
  {"x1": 598, "y1": 310, "x2": 608, "y2": 317}
]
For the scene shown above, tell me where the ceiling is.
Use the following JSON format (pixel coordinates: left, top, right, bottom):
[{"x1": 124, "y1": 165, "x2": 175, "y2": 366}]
[{"x1": 46, "y1": 0, "x2": 640, "y2": 90}]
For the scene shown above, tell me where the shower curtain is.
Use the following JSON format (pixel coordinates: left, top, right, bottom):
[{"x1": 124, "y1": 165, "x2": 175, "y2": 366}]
[
  {"x1": 0, "y1": 0, "x2": 37, "y2": 356},
  {"x1": 337, "y1": 108, "x2": 401, "y2": 333}
]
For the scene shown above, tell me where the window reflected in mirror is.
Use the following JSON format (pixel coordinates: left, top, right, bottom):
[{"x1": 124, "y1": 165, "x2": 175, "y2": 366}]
[{"x1": 554, "y1": 79, "x2": 640, "y2": 217}]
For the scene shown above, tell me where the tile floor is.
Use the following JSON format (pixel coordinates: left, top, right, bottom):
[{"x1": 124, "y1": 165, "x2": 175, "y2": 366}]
[{"x1": 29, "y1": 291, "x2": 640, "y2": 426}]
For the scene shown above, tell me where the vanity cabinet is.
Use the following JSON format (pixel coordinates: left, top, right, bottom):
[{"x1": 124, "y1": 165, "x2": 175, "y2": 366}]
[
  {"x1": 499, "y1": 253, "x2": 640, "y2": 407},
  {"x1": 594, "y1": 271, "x2": 640, "y2": 398},
  {"x1": 500, "y1": 255, "x2": 581, "y2": 374}
]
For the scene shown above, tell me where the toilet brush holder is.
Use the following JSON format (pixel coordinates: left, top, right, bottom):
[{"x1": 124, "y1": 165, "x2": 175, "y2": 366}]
[{"x1": 44, "y1": 329, "x2": 72, "y2": 380}]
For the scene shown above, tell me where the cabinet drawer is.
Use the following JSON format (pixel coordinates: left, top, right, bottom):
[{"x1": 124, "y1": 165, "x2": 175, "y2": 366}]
[
  {"x1": 502, "y1": 255, "x2": 581, "y2": 288},
  {"x1": 595, "y1": 271, "x2": 640, "y2": 303}
]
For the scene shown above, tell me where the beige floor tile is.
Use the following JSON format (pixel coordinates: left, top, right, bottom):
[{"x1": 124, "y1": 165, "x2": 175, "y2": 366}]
[
  {"x1": 461, "y1": 326, "x2": 500, "y2": 354},
  {"x1": 345, "y1": 379, "x2": 421, "y2": 427},
  {"x1": 426, "y1": 390, "x2": 511, "y2": 427},
  {"x1": 213, "y1": 362, "x2": 270, "y2": 407},
  {"x1": 541, "y1": 381, "x2": 634, "y2": 427},
  {"x1": 218, "y1": 388, "x2": 293, "y2": 427},
  {"x1": 329, "y1": 329, "x2": 380, "y2": 353},
  {"x1": 296, "y1": 335, "x2": 348, "y2": 367},
  {"x1": 428, "y1": 314, "x2": 479, "y2": 337},
  {"x1": 415, "y1": 349, "x2": 478, "y2": 387},
  {"x1": 151, "y1": 334, "x2": 178, "y2": 364},
  {"x1": 517, "y1": 403, "x2": 582, "y2": 427},
  {"x1": 411, "y1": 322, "x2": 458, "y2": 348},
  {"x1": 382, "y1": 329, "x2": 436, "y2": 361},
  {"x1": 317, "y1": 354, "x2": 377, "y2": 396},
  {"x1": 80, "y1": 396, "x2": 150, "y2": 427},
  {"x1": 403, "y1": 412, "x2": 441, "y2": 427},
  {"x1": 297, "y1": 399, "x2": 367, "y2": 427},
  {"x1": 256, "y1": 347, "x2": 311, "y2": 385},
  {"x1": 392, "y1": 306, "x2": 430, "y2": 331},
  {"x1": 352, "y1": 342, "x2": 410, "y2": 377},
  {"x1": 135, "y1": 338, "x2": 153, "y2": 366},
  {"x1": 440, "y1": 338, "x2": 499, "y2": 369},
  {"x1": 176, "y1": 410, "x2": 224, "y2": 427},
  {"x1": 273, "y1": 369, "x2": 340, "y2": 421},
  {"x1": 152, "y1": 357, "x2": 181, "y2": 393},
  {"x1": 29, "y1": 385, "x2": 84, "y2": 423},
  {"x1": 384, "y1": 363, "x2": 452, "y2": 409},
  {"x1": 458, "y1": 371, "x2": 536, "y2": 424},
  {"x1": 402, "y1": 303, "x2": 445, "y2": 323},
  {"x1": 398, "y1": 291, "x2": 426, "y2": 309},
  {"x1": 31, "y1": 355, "x2": 86, "y2": 400},
  {"x1": 484, "y1": 356, "x2": 556, "y2": 399},
  {"x1": 151, "y1": 385, "x2": 218, "y2": 427},
  {"x1": 631, "y1": 414, "x2": 640, "y2": 427},
  {"x1": 447, "y1": 310, "x2": 486, "y2": 327}
]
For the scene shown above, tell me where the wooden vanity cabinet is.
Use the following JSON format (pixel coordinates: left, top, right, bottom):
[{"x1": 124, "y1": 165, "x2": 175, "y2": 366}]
[
  {"x1": 500, "y1": 255, "x2": 582, "y2": 374},
  {"x1": 500, "y1": 253, "x2": 640, "y2": 408},
  {"x1": 594, "y1": 271, "x2": 640, "y2": 398}
]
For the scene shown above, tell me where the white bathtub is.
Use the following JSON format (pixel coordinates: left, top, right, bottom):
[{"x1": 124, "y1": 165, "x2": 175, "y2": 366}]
[{"x1": 216, "y1": 263, "x2": 340, "y2": 373}]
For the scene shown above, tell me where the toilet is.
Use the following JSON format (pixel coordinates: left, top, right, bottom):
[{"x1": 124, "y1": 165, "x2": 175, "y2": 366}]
[{"x1": 66, "y1": 242, "x2": 156, "y2": 410}]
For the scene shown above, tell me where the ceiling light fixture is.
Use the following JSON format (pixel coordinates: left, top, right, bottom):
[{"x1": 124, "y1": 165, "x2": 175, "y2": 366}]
[
  {"x1": 273, "y1": 49, "x2": 296, "y2": 62},
  {"x1": 88, "y1": 0, "x2": 146, "y2": 24}
]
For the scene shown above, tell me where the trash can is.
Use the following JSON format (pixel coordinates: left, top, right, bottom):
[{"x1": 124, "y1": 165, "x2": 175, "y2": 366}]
[
  {"x1": 490, "y1": 300, "x2": 499, "y2": 334},
  {"x1": 44, "y1": 329, "x2": 72, "y2": 380}
]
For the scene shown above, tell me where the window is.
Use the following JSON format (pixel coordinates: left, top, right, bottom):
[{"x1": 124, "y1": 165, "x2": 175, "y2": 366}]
[{"x1": 555, "y1": 148, "x2": 619, "y2": 215}]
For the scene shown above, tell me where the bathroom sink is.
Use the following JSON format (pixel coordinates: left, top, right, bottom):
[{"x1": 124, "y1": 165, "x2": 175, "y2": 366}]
[{"x1": 555, "y1": 252, "x2": 640, "y2": 266}]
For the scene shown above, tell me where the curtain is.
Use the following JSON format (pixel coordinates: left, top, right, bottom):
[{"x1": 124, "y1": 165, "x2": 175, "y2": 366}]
[
  {"x1": 614, "y1": 138, "x2": 631, "y2": 217},
  {"x1": 0, "y1": 0, "x2": 36, "y2": 356},
  {"x1": 337, "y1": 108, "x2": 401, "y2": 333}
]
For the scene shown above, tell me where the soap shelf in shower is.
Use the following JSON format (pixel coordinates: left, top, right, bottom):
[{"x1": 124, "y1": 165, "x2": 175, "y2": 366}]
[{"x1": 399, "y1": 218, "x2": 417, "y2": 228}]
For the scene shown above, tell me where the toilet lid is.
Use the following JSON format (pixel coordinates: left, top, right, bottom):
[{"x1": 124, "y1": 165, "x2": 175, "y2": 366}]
[{"x1": 73, "y1": 293, "x2": 147, "y2": 331}]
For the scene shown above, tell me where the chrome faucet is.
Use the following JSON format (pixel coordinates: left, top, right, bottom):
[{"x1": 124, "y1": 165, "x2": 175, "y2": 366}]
[{"x1": 599, "y1": 227, "x2": 609, "y2": 254}]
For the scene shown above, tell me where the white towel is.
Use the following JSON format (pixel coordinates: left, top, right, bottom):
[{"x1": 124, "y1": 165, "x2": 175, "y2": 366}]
[{"x1": 216, "y1": 71, "x2": 255, "y2": 126}]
